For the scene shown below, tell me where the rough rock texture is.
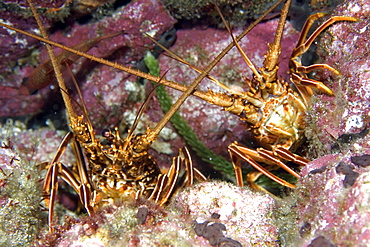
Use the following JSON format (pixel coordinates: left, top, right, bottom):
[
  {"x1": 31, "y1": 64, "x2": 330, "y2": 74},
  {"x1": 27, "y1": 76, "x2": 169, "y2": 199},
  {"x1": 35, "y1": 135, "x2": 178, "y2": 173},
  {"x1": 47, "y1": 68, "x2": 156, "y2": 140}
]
[
  {"x1": 0, "y1": 121, "x2": 53, "y2": 246},
  {"x1": 0, "y1": 0, "x2": 301, "y2": 169},
  {"x1": 0, "y1": 0, "x2": 180, "y2": 168},
  {"x1": 0, "y1": 146, "x2": 45, "y2": 246},
  {"x1": 174, "y1": 181, "x2": 278, "y2": 246},
  {"x1": 163, "y1": 0, "x2": 274, "y2": 26},
  {"x1": 305, "y1": 0, "x2": 369, "y2": 158},
  {"x1": 0, "y1": 0, "x2": 368, "y2": 246},
  {"x1": 35, "y1": 181, "x2": 277, "y2": 246},
  {"x1": 294, "y1": 152, "x2": 370, "y2": 247},
  {"x1": 278, "y1": 0, "x2": 370, "y2": 246}
]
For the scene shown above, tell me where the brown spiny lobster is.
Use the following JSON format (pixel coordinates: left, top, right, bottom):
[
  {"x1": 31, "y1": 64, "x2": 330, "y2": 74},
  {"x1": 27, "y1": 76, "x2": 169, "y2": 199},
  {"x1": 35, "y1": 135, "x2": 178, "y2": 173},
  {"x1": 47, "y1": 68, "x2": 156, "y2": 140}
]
[
  {"x1": 0, "y1": 0, "x2": 358, "y2": 199},
  {"x1": 3, "y1": 0, "x2": 207, "y2": 232},
  {"x1": 146, "y1": 0, "x2": 358, "y2": 190}
]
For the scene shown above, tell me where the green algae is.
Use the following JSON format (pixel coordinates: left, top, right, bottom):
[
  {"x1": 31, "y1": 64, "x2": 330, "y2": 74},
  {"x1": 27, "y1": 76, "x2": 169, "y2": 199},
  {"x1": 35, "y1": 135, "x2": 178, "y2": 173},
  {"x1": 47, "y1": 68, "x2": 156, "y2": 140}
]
[{"x1": 143, "y1": 51, "x2": 235, "y2": 178}]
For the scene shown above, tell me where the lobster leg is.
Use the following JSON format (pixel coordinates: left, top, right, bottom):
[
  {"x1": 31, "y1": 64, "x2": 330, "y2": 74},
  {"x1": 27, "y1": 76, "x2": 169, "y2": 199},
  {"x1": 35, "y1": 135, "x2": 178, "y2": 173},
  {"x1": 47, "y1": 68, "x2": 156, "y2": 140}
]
[
  {"x1": 151, "y1": 156, "x2": 180, "y2": 206},
  {"x1": 149, "y1": 147, "x2": 206, "y2": 206},
  {"x1": 290, "y1": 15, "x2": 358, "y2": 98},
  {"x1": 228, "y1": 142, "x2": 310, "y2": 189},
  {"x1": 291, "y1": 73, "x2": 334, "y2": 96},
  {"x1": 149, "y1": 173, "x2": 170, "y2": 205},
  {"x1": 292, "y1": 15, "x2": 359, "y2": 59},
  {"x1": 42, "y1": 132, "x2": 94, "y2": 231},
  {"x1": 182, "y1": 146, "x2": 207, "y2": 186},
  {"x1": 42, "y1": 133, "x2": 74, "y2": 205},
  {"x1": 273, "y1": 147, "x2": 310, "y2": 166},
  {"x1": 71, "y1": 139, "x2": 94, "y2": 214}
]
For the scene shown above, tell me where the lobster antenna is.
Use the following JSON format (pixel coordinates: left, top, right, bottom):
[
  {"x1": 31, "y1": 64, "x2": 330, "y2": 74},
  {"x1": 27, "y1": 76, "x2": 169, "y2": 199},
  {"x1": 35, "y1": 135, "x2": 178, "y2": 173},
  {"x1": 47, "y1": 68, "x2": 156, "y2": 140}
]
[
  {"x1": 65, "y1": 64, "x2": 95, "y2": 130},
  {"x1": 149, "y1": 0, "x2": 286, "y2": 136},
  {"x1": 262, "y1": 0, "x2": 292, "y2": 73},
  {"x1": 145, "y1": 34, "x2": 233, "y2": 93},
  {"x1": 134, "y1": 0, "x2": 286, "y2": 152},
  {"x1": 1, "y1": 0, "x2": 285, "y2": 114},
  {"x1": 127, "y1": 84, "x2": 158, "y2": 141},
  {"x1": 26, "y1": 0, "x2": 77, "y2": 120},
  {"x1": 214, "y1": 3, "x2": 263, "y2": 83}
]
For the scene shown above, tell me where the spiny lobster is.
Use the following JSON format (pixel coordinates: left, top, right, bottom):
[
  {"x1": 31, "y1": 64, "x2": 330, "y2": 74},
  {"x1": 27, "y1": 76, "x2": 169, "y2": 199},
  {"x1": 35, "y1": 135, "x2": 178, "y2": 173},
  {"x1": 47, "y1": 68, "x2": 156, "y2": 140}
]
[
  {"x1": 1, "y1": 0, "x2": 207, "y2": 232},
  {"x1": 148, "y1": 0, "x2": 358, "y2": 190},
  {"x1": 0, "y1": 0, "x2": 358, "y2": 198}
]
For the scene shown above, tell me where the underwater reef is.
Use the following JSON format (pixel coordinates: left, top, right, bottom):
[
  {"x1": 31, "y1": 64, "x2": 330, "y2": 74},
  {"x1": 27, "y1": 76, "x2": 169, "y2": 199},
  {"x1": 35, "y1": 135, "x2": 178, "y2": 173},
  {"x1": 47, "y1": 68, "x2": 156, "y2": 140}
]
[
  {"x1": 0, "y1": 0, "x2": 369, "y2": 246},
  {"x1": 288, "y1": 0, "x2": 370, "y2": 245}
]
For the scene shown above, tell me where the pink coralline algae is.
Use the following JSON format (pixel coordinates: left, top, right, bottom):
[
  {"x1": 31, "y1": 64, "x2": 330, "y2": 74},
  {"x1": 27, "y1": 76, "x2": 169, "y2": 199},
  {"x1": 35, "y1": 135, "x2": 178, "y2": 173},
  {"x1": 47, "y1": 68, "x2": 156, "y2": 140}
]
[
  {"x1": 0, "y1": 132, "x2": 47, "y2": 246},
  {"x1": 288, "y1": 0, "x2": 370, "y2": 246},
  {"x1": 0, "y1": 0, "x2": 368, "y2": 246},
  {"x1": 0, "y1": 0, "x2": 176, "y2": 120},
  {"x1": 0, "y1": 119, "x2": 83, "y2": 246},
  {"x1": 305, "y1": 0, "x2": 369, "y2": 155},
  {"x1": 0, "y1": 1, "x2": 55, "y2": 75},
  {"x1": 1, "y1": 0, "x2": 301, "y2": 167},
  {"x1": 295, "y1": 152, "x2": 370, "y2": 246}
]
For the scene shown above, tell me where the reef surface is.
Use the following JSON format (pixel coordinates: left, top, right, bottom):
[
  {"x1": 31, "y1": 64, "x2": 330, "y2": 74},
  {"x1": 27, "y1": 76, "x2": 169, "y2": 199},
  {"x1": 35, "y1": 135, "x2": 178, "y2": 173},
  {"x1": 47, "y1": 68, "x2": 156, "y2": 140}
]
[{"x1": 0, "y1": 0, "x2": 369, "y2": 246}]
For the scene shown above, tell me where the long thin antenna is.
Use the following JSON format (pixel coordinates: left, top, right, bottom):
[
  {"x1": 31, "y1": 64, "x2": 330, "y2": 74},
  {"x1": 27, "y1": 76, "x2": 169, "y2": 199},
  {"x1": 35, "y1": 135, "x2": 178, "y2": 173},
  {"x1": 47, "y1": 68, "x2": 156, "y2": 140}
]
[
  {"x1": 2, "y1": 0, "x2": 286, "y2": 133},
  {"x1": 148, "y1": 0, "x2": 286, "y2": 136},
  {"x1": 134, "y1": 0, "x2": 286, "y2": 152},
  {"x1": 263, "y1": 0, "x2": 291, "y2": 73},
  {"x1": 26, "y1": 0, "x2": 77, "y2": 120}
]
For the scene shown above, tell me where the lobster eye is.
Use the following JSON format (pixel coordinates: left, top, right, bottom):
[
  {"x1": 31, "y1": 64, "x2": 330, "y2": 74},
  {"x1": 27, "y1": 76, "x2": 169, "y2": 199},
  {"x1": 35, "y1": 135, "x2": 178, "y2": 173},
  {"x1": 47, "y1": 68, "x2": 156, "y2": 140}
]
[{"x1": 102, "y1": 128, "x2": 114, "y2": 142}]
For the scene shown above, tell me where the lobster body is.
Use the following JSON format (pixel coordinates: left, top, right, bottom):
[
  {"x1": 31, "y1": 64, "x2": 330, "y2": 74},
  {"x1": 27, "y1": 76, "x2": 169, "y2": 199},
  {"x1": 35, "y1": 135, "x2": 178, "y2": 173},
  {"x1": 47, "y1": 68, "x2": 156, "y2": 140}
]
[
  {"x1": 6, "y1": 0, "x2": 207, "y2": 232},
  {"x1": 70, "y1": 115, "x2": 161, "y2": 209},
  {"x1": 196, "y1": 0, "x2": 358, "y2": 189},
  {"x1": 243, "y1": 85, "x2": 307, "y2": 152}
]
